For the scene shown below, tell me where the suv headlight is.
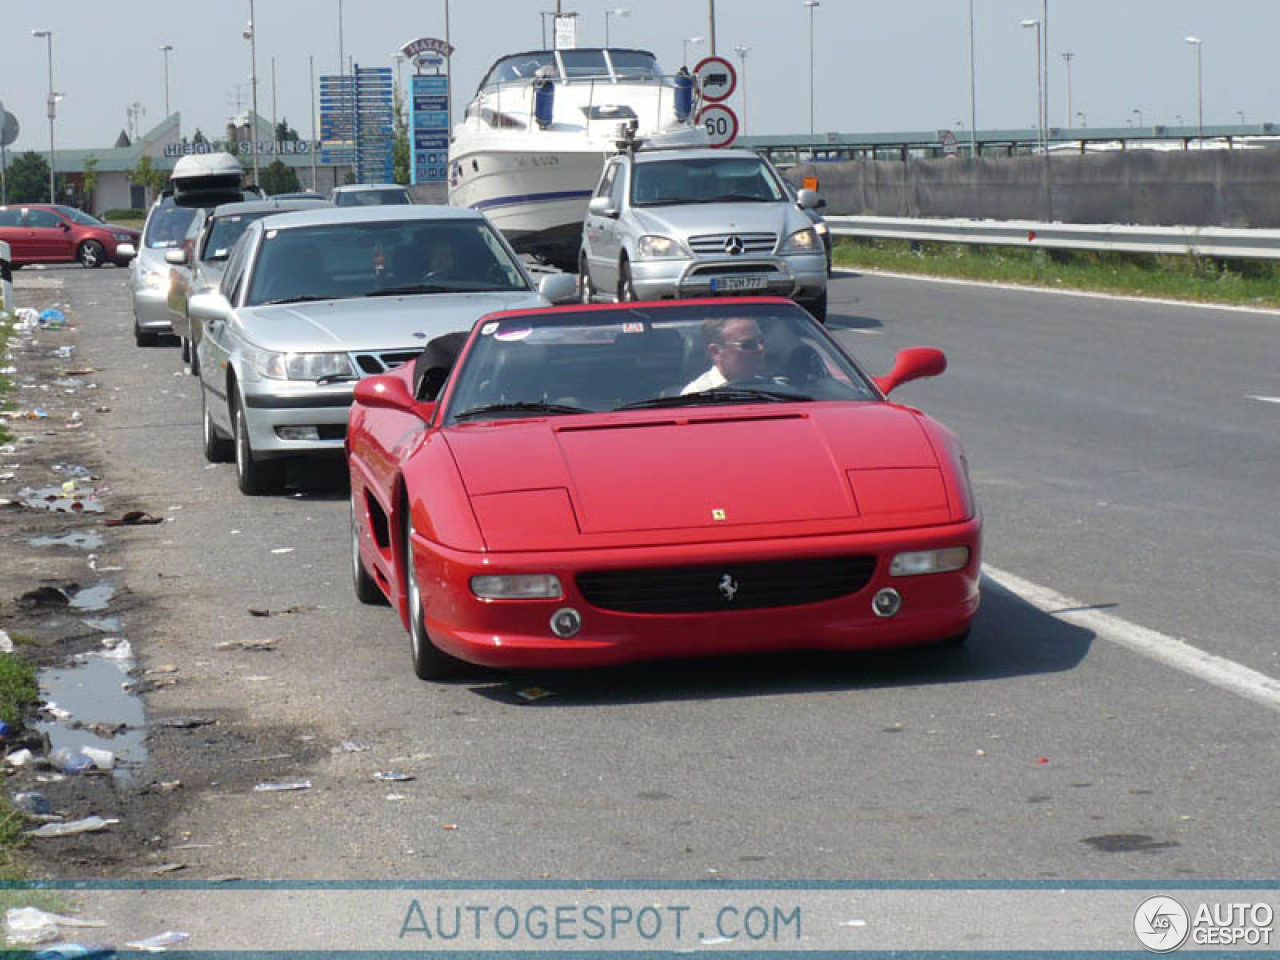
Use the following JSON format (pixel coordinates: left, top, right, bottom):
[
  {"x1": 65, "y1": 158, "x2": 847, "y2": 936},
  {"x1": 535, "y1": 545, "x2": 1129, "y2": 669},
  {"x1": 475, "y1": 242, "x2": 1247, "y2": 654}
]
[
  {"x1": 635, "y1": 235, "x2": 688, "y2": 259},
  {"x1": 780, "y1": 227, "x2": 821, "y2": 254},
  {"x1": 257, "y1": 351, "x2": 355, "y2": 381}
]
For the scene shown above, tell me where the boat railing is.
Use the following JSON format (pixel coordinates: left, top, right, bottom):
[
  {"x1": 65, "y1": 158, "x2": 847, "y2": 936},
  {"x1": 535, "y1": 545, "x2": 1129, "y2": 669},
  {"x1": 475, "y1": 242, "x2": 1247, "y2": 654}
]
[{"x1": 471, "y1": 75, "x2": 693, "y2": 137}]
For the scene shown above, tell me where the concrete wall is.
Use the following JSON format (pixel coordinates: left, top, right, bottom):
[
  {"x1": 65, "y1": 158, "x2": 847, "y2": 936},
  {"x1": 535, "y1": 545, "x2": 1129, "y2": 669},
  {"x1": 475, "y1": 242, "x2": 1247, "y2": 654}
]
[{"x1": 791, "y1": 149, "x2": 1280, "y2": 228}]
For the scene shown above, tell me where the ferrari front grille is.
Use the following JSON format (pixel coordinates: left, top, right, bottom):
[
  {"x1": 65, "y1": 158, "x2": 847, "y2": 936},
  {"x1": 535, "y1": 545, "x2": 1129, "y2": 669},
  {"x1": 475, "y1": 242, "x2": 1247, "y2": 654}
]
[{"x1": 577, "y1": 555, "x2": 876, "y2": 614}]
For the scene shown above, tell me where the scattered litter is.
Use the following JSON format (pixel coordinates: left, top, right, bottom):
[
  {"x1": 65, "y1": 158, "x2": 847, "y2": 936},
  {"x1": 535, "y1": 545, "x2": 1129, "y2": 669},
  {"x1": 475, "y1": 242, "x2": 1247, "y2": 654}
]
[
  {"x1": 208, "y1": 875, "x2": 244, "y2": 883},
  {"x1": 27, "y1": 816, "x2": 119, "y2": 838},
  {"x1": 79, "y1": 746, "x2": 116, "y2": 770},
  {"x1": 372, "y1": 771, "x2": 414, "y2": 782},
  {"x1": 32, "y1": 944, "x2": 117, "y2": 959},
  {"x1": 385, "y1": 794, "x2": 408, "y2": 802},
  {"x1": 145, "y1": 665, "x2": 180, "y2": 675},
  {"x1": 124, "y1": 931, "x2": 189, "y2": 952},
  {"x1": 235, "y1": 754, "x2": 293, "y2": 763},
  {"x1": 441, "y1": 823, "x2": 458, "y2": 831},
  {"x1": 101, "y1": 511, "x2": 162, "y2": 526},
  {"x1": 248, "y1": 605, "x2": 310, "y2": 617},
  {"x1": 975, "y1": 749, "x2": 986, "y2": 757},
  {"x1": 98, "y1": 638, "x2": 133, "y2": 660},
  {"x1": 214, "y1": 638, "x2": 276, "y2": 651},
  {"x1": 12, "y1": 792, "x2": 52, "y2": 815},
  {"x1": 270, "y1": 547, "x2": 294, "y2": 555},
  {"x1": 253, "y1": 780, "x2": 311, "y2": 792},
  {"x1": 0, "y1": 720, "x2": 13, "y2": 741},
  {"x1": 154, "y1": 716, "x2": 214, "y2": 729},
  {"x1": 341, "y1": 741, "x2": 370, "y2": 753},
  {"x1": 38, "y1": 309, "x2": 68, "y2": 328},
  {"x1": 154, "y1": 780, "x2": 183, "y2": 792},
  {"x1": 150, "y1": 863, "x2": 186, "y2": 875},
  {"x1": 5, "y1": 749, "x2": 35, "y2": 767},
  {"x1": 1036, "y1": 756, "x2": 1050, "y2": 764},
  {"x1": 48, "y1": 747, "x2": 96, "y2": 775},
  {"x1": 18, "y1": 586, "x2": 70, "y2": 608},
  {"x1": 6, "y1": 906, "x2": 106, "y2": 945},
  {"x1": 84, "y1": 722, "x2": 128, "y2": 739},
  {"x1": 516, "y1": 686, "x2": 555, "y2": 703}
]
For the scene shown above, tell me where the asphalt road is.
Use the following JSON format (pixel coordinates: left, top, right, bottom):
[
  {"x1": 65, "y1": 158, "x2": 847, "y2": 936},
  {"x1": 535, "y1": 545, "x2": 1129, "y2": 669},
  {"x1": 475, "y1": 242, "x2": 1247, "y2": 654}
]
[{"x1": 24, "y1": 264, "x2": 1280, "y2": 883}]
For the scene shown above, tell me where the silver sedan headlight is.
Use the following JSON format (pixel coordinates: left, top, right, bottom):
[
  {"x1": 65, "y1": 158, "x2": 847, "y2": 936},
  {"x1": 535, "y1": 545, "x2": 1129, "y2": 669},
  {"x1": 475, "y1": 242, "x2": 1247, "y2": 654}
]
[
  {"x1": 256, "y1": 351, "x2": 355, "y2": 381},
  {"x1": 635, "y1": 234, "x2": 689, "y2": 259},
  {"x1": 780, "y1": 227, "x2": 821, "y2": 254}
]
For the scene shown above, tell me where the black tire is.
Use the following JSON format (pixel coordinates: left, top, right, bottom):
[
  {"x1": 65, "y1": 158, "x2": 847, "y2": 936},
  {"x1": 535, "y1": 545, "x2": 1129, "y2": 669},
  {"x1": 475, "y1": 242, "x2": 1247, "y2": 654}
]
[
  {"x1": 351, "y1": 498, "x2": 386, "y2": 605},
  {"x1": 232, "y1": 393, "x2": 286, "y2": 495},
  {"x1": 201, "y1": 386, "x2": 234, "y2": 463},
  {"x1": 188, "y1": 335, "x2": 201, "y2": 376},
  {"x1": 181, "y1": 336, "x2": 191, "y2": 365},
  {"x1": 799, "y1": 291, "x2": 828, "y2": 324},
  {"x1": 578, "y1": 254, "x2": 596, "y2": 304},
  {"x1": 618, "y1": 258, "x2": 637, "y2": 302},
  {"x1": 405, "y1": 514, "x2": 464, "y2": 681},
  {"x1": 937, "y1": 628, "x2": 970, "y2": 649},
  {"x1": 78, "y1": 240, "x2": 105, "y2": 269},
  {"x1": 134, "y1": 317, "x2": 158, "y2": 347}
]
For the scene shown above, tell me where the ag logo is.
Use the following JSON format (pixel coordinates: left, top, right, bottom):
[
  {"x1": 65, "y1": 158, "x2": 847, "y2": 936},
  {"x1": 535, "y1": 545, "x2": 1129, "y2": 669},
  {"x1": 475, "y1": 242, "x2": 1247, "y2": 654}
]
[{"x1": 1134, "y1": 896, "x2": 1190, "y2": 952}]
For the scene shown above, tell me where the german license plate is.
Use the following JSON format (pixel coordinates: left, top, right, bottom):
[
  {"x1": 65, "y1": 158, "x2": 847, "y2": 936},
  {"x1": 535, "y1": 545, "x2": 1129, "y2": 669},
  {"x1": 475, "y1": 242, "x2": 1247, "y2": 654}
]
[{"x1": 710, "y1": 275, "x2": 768, "y2": 293}]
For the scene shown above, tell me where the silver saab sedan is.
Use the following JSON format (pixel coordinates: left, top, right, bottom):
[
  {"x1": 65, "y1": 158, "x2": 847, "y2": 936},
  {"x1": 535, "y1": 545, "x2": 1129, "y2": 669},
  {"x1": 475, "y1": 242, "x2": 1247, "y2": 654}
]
[{"x1": 190, "y1": 205, "x2": 577, "y2": 495}]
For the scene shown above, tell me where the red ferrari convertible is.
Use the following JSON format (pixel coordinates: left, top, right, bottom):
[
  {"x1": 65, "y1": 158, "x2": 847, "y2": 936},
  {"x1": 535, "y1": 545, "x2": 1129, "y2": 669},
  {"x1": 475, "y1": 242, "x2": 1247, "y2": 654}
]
[{"x1": 347, "y1": 298, "x2": 981, "y2": 680}]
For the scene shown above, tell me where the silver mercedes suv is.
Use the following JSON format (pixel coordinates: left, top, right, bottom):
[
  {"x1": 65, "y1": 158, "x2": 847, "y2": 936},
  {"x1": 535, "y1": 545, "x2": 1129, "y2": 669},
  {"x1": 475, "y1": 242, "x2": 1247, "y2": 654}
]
[{"x1": 579, "y1": 147, "x2": 829, "y2": 321}]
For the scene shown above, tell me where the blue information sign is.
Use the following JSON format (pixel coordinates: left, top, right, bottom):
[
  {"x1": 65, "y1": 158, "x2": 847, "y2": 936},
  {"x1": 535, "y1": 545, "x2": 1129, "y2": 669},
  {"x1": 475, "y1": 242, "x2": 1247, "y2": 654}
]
[{"x1": 410, "y1": 73, "x2": 450, "y2": 184}]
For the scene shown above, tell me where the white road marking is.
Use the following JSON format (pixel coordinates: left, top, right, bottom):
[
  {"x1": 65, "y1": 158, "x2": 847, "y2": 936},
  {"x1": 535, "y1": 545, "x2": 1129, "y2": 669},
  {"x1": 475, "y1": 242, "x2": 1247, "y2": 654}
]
[
  {"x1": 1247, "y1": 395, "x2": 1280, "y2": 404},
  {"x1": 983, "y1": 565, "x2": 1280, "y2": 713},
  {"x1": 833, "y1": 267, "x2": 1280, "y2": 317}
]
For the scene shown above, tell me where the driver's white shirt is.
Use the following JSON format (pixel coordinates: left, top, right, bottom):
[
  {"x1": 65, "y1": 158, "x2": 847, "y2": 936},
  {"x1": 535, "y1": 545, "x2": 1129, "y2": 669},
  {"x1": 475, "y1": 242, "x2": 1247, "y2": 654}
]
[{"x1": 681, "y1": 366, "x2": 726, "y2": 395}]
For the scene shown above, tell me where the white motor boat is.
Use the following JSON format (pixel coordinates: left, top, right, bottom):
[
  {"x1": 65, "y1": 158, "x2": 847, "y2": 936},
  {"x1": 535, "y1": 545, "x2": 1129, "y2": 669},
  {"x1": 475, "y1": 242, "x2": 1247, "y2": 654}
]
[{"x1": 449, "y1": 47, "x2": 706, "y2": 270}]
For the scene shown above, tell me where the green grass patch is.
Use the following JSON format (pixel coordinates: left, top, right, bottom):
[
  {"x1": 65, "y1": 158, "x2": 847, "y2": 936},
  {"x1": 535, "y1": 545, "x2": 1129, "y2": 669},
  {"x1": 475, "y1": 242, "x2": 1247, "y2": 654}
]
[
  {"x1": 0, "y1": 654, "x2": 37, "y2": 729},
  {"x1": 833, "y1": 238, "x2": 1280, "y2": 308}
]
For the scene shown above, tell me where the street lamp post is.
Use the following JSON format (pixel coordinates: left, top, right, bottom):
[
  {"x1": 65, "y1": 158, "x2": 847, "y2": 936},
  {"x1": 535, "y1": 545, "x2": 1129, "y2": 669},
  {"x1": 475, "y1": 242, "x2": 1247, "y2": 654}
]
[
  {"x1": 32, "y1": 29, "x2": 56, "y2": 202},
  {"x1": 682, "y1": 35, "x2": 704, "y2": 67},
  {"x1": 1061, "y1": 51, "x2": 1073, "y2": 128},
  {"x1": 1076, "y1": 111, "x2": 1086, "y2": 128},
  {"x1": 967, "y1": 0, "x2": 977, "y2": 157},
  {"x1": 803, "y1": 0, "x2": 820, "y2": 139},
  {"x1": 1185, "y1": 36, "x2": 1203, "y2": 147},
  {"x1": 159, "y1": 44, "x2": 174, "y2": 118},
  {"x1": 1020, "y1": 19, "x2": 1043, "y2": 153},
  {"x1": 1132, "y1": 107, "x2": 1144, "y2": 128},
  {"x1": 244, "y1": 2, "x2": 260, "y2": 184},
  {"x1": 733, "y1": 44, "x2": 750, "y2": 135},
  {"x1": 604, "y1": 8, "x2": 629, "y2": 47}
]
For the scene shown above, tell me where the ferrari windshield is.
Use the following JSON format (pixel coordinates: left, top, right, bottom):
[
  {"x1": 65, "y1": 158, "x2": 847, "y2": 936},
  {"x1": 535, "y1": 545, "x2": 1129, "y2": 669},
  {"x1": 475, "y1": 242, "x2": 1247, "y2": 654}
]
[
  {"x1": 445, "y1": 301, "x2": 878, "y2": 424},
  {"x1": 245, "y1": 218, "x2": 530, "y2": 306}
]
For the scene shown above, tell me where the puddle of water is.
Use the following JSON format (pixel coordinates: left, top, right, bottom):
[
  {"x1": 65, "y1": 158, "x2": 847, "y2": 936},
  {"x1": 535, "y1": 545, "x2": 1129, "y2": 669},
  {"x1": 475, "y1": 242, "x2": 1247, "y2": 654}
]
[
  {"x1": 69, "y1": 582, "x2": 115, "y2": 612},
  {"x1": 18, "y1": 485, "x2": 104, "y2": 514},
  {"x1": 29, "y1": 529, "x2": 105, "y2": 550},
  {"x1": 37, "y1": 655, "x2": 147, "y2": 783}
]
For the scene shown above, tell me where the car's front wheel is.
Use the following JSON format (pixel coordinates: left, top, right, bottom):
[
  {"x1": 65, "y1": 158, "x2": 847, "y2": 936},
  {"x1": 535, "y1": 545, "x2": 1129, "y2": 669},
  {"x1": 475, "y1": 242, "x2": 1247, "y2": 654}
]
[
  {"x1": 232, "y1": 393, "x2": 286, "y2": 495},
  {"x1": 201, "y1": 386, "x2": 234, "y2": 463},
  {"x1": 351, "y1": 497, "x2": 386, "y2": 605},
  {"x1": 405, "y1": 515, "x2": 464, "y2": 681},
  {"x1": 618, "y1": 258, "x2": 638, "y2": 302},
  {"x1": 78, "y1": 240, "x2": 105, "y2": 268},
  {"x1": 578, "y1": 254, "x2": 596, "y2": 304}
]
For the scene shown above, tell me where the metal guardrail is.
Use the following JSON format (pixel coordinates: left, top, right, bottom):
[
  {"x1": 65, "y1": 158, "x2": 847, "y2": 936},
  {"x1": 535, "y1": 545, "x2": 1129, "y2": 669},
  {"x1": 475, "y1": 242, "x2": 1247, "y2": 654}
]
[{"x1": 825, "y1": 216, "x2": 1280, "y2": 260}]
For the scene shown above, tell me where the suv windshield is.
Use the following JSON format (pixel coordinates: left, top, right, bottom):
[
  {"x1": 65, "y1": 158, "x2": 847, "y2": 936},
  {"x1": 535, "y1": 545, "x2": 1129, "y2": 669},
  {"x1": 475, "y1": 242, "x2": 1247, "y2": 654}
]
[
  {"x1": 245, "y1": 219, "x2": 530, "y2": 306},
  {"x1": 202, "y1": 213, "x2": 274, "y2": 261},
  {"x1": 631, "y1": 156, "x2": 786, "y2": 206},
  {"x1": 143, "y1": 201, "x2": 199, "y2": 249}
]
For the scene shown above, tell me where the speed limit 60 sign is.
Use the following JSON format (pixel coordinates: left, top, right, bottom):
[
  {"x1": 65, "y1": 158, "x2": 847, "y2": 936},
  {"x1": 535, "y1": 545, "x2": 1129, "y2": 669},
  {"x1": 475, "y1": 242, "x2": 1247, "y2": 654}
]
[{"x1": 696, "y1": 104, "x2": 739, "y2": 149}]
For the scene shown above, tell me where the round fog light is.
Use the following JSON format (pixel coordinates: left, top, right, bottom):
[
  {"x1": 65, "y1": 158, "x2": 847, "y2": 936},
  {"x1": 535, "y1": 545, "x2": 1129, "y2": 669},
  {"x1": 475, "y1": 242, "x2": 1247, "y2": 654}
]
[
  {"x1": 872, "y1": 588, "x2": 902, "y2": 619},
  {"x1": 550, "y1": 607, "x2": 583, "y2": 639}
]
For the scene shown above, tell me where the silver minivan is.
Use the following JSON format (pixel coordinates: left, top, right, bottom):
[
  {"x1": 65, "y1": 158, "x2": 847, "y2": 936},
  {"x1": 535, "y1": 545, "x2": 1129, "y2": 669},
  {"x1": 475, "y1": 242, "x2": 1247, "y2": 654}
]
[{"x1": 579, "y1": 147, "x2": 829, "y2": 321}]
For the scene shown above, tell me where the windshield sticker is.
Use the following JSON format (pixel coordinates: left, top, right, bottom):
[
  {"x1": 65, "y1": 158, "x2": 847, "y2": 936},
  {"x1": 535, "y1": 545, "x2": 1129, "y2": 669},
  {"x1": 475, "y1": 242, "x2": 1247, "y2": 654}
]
[
  {"x1": 265, "y1": 229, "x2": 278, "y2": 240},
  {"x1": 481, "y1": 322, "x2": 500, "y2": 336},
  {"x1": 494, "y1": 326, "x2": 532, "y2": 342},
  {"x1": 213, "y1": 248, "x2": 228, "y2": 258}
]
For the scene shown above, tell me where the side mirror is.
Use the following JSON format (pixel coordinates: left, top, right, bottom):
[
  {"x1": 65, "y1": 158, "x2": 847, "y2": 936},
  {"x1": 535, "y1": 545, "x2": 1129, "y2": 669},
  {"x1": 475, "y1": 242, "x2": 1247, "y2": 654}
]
[
  {"x1": 538, "y1": 273, "x2": 580, "y2": 304},
  {"x1": 587, "y1": 196, "x2": 618, "y2": 218},
  {"x1": 796, "y1": 188, "x2": 821, "y2": 210},
  {"x1": 354, "y1": 374, "x2": 430, "y2": 418},
  {"x1": 873, "y1": 347, "x2": 947, "y2": 396},
  {"x1": 165, "y1": 248, "x2": 188, "y2": 265},
  {"x1": 188, "y1": 290, "x2": 232, "y2": 326}
]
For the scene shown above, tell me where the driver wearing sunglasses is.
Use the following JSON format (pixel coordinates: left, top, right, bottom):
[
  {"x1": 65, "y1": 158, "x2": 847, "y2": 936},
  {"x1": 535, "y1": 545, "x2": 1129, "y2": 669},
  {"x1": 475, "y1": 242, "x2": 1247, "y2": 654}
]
[{"x1": 682, "y1": 315, "x2": 769, "y2": 394}]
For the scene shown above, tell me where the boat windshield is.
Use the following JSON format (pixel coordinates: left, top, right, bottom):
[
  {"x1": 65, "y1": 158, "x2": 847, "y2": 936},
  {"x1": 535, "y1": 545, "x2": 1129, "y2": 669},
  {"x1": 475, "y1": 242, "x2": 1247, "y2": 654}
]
[{"x1": 478, "y1": 49, "x2": 664, "y2": 90}]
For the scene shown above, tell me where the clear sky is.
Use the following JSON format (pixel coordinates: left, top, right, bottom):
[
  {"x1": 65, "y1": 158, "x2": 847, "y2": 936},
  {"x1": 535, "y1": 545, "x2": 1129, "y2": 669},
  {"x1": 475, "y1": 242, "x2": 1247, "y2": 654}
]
[{"x1": 2, "y1": 0, "x2": 1278, "y2": 154}]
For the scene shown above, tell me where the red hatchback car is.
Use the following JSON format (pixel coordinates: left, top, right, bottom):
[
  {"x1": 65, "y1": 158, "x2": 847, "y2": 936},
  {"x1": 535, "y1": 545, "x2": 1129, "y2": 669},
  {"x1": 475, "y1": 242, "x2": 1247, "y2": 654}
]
[
  {"x1": 0, "y1": 204, "x2": 139, "y2": 268},
  {"x1": 347, "y1": 298, "x2": 982, "y2": 681}
]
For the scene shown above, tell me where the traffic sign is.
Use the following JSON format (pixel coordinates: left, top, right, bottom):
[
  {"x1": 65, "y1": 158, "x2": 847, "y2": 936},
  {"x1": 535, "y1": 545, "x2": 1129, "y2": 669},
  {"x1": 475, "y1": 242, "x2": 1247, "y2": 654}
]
[
  {"x1": 692, "y1": 55, "x2": 737, "y2": 103},
  {"x1": 695, "y1": 103, "x2": 739, "y2": 148}
]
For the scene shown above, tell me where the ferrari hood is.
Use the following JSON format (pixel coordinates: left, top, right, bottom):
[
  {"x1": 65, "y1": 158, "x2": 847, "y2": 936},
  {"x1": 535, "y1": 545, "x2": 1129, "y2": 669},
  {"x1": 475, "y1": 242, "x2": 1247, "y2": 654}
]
[
  {"x1": 449, "y1": 404, "x2": 953, "y2": 546},
  {"x1": 236, "y1": 291, "x2": 547, "y2": 354}
]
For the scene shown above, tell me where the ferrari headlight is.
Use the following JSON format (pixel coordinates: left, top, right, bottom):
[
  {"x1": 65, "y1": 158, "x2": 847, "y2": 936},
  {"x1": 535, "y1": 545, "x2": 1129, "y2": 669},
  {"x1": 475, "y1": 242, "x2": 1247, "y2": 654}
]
[
  {"x1": 636, "y1": 234, "x2": 686, "y2": 259},
  {"x1": 258, "y1": 351, "x2": 355, "y2": 381},
  {"x1": 470, "y1": 574, "x2": 564, "y2": 600},
  {"x1": 780, "y1": 227, "x2": 820, "y2": 254},
  {"x1": 890, "y1": 547, "x2": 970, "y2": 577}
]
